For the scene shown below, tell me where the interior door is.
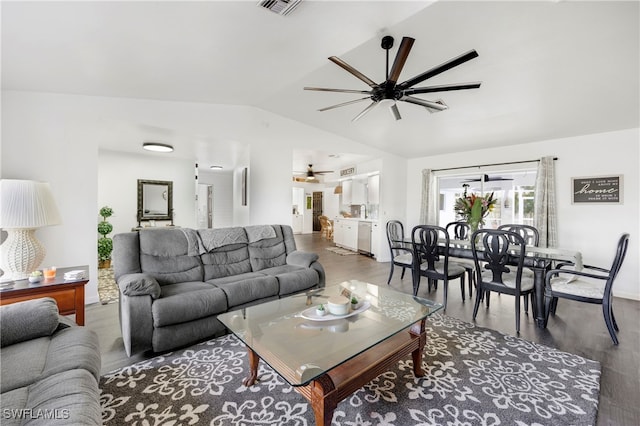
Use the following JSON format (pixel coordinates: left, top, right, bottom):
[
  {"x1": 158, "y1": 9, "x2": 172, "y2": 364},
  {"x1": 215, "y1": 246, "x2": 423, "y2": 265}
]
[{"x1": 312, "y1": 191, "x2": 323, "y2": 232}]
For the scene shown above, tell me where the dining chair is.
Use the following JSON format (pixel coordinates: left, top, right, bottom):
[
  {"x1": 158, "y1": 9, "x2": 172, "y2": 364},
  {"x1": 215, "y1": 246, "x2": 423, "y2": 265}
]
[
  {"x1": 318, "y1": 215, "x2": 333, "y2": 240},
  {"x1": 498, "y1": 224, "x2": 540, "y2": 247},
  {"x1": 386, "y1": 220, "x2": 413, "y2": 285},
  {"x1": 445, "y1": 221, "x2": 475, "y2": 299},
  {"x1": 498, "y1": 224, "x2": 540, "y2": 311},
  {"x1": 411, "y1": 225, "x2": 466, "y2": 308},
  {"x1": 544, "y1": 233, "x2": 629, "y2": 345},
  {"x1": 471, "y1": 229, "x2": 537, "y2": 334}
]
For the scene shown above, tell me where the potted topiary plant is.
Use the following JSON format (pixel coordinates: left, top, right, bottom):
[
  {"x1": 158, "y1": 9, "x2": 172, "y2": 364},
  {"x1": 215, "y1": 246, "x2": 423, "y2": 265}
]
[{"x1": 98, "y1": 206, "x2": 114, "y2": 269}]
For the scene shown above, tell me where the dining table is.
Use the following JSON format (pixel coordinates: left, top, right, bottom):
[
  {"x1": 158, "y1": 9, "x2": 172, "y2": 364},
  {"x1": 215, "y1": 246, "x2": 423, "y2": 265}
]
[{"x1": 403, "y1": 236, "x2": 582, "y2": 328}]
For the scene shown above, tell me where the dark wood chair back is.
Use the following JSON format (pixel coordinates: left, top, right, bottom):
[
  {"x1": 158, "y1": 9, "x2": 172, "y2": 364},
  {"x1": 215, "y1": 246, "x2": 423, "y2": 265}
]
[{"x1": 498, "y1": 224, "x2": 540, "y2": 246}]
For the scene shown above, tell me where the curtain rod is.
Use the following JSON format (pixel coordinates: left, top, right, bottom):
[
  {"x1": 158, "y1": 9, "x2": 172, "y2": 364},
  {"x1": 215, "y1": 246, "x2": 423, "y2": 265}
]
[{"x1": 431, "y1": 157, "x2": 558, "y2": 172}]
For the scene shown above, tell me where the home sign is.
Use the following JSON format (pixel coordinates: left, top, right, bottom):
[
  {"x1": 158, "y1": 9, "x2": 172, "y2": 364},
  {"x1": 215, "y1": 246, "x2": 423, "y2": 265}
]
[{"x1": 572, "y1": 175, "x2": 622, "y2": 204}]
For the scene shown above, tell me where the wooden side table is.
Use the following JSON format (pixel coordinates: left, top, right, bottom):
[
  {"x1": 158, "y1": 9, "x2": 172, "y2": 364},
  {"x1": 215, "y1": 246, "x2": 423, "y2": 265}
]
[{"x1": 0, "y1": 265, "x2": 89, "y2": 325}]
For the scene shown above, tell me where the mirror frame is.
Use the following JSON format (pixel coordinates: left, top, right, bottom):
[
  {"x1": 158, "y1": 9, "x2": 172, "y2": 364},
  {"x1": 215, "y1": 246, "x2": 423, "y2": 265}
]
[{"x1": 137, "y1": 179, "x2": 173, "y2": 222}]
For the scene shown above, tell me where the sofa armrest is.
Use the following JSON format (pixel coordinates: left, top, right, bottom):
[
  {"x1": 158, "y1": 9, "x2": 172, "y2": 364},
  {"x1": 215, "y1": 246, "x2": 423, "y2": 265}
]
[
  {"x1": 117, "y1": 273, "x2": 161, "y2": 299},
  {"x1": 1, "y1": 297, "x2": 59, "y2": 347},
  {"x1": 286, "y1": 250, "x2": 320, "y2": 268}
]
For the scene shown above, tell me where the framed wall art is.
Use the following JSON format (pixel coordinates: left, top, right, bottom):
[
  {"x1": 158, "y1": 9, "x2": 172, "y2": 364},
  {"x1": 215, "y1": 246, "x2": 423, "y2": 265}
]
[{"x1": 572, "y1": 175, "x2": 622, "y2": 204}]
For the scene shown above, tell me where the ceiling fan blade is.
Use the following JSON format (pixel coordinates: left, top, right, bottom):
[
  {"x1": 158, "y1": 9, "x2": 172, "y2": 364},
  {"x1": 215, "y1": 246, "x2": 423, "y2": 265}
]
[
  {"x1": 304, "y1": 87, "x2": 372, "y2": 94},
  {"x1": 390, "y1": 103, "x2": 401, "y2": 120},
  {"x1": 352, "y1": 101, "x2": 379, "y2": 122},
  {"x1": 404, "y1": 82, "x2": 482, "y2": 96},
  {"x1": 329, "y1": 56, "x2": 378, "y2": 88},
  {"x1": 398, "y1": 49, "x2": 479, "y2": 89},
  {"x1": 401, "y1": 96, "x2": 449, "y2": 111},
  {"x1": 388, "y1": 37, "x2": 415, "y2": 84},
  {"x1": 463, "y1": 174, "x2": 514, "y2": 182},
  {"x1": 318, "y1": 97, "x2": 371, "y2": 112}
]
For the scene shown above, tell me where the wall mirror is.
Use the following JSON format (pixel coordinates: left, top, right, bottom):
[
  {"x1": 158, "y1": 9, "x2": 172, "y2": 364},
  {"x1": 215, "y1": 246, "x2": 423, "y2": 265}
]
[{"x1": 137, "y1": 179, "x2": 173, "y2": 222}]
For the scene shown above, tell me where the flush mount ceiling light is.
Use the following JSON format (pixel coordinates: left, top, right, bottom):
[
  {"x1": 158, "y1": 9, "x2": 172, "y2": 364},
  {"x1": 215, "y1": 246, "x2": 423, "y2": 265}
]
[
  {"x1": 210, "y1": 165, "x2": 223, "y2": 170},
  {"x1": 143, "y1": 142, "x2": 174, "y2": 153}
]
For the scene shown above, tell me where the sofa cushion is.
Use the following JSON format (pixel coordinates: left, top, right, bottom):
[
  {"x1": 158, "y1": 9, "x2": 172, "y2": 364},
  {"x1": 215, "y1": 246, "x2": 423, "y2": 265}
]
[
  {"x1": 260, "y1": 265, "x2": 320, "y2": 296},
  {"x1": 139, "y1": 228, "x2": 203, "y2": 284},
  {"x1": 1, "y1": 369, "x2": 100, "y2": 426},
  {"x1": 248, "y1": 226, "x2": 288, "y2": 272},
  {"x1": 152, "y1": 282, "x2": 228, "y2": 327},
  {"x1": 1, "y1": 298, "x2": 59, "y2": 348},
  {"x1": 201, "y1": 243, "x2": 252, "y2": 280},
  {"x1": 208, "y1": 273, "x2": 279, "y2": 308},
  {"x1": 1, "y1": 326, "x2": 101, "y2": 393}
]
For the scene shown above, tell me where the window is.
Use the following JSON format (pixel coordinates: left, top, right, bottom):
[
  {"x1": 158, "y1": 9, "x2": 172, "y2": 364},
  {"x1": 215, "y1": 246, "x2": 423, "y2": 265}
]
[{"x1": 437, "y1": 170, "x2": 537, "y2": 229}]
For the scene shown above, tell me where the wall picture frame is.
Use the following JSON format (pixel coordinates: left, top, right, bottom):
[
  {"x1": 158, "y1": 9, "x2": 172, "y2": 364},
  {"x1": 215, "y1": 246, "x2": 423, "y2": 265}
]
[
  {"x1": 572, "y1": 175, "x2": 623, "y2": 204},
  {"x1": 241, "y1": 167, "x2": 248, "y2": 206}
]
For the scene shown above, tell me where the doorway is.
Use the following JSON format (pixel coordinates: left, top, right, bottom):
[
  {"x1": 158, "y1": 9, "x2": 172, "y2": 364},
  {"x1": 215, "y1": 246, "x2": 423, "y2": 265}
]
[
  {"x1": 312, "y1": 191, "x2": 323, "y2": 232},
  {"x1": 197, "y1": 184, "x2": 213, "y2": 228}
]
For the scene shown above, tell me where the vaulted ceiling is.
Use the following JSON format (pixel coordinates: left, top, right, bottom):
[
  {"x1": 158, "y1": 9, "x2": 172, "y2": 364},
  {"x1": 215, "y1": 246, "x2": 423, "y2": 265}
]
[{"x1": 2, "y1": 1, "x2": 638, "y2": 171}]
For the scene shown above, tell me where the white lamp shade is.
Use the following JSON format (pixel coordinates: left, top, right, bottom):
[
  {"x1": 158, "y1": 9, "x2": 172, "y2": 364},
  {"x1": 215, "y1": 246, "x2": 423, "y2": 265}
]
[{"x1": 0, "y1": 180, "x2": 62, "y2": 229}]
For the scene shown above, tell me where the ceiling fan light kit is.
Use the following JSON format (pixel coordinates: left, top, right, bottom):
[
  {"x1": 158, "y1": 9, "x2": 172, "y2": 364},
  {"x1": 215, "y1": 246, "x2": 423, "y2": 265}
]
[
  {"x1": 293, "y1": 164, "x2": 333, "y2": 183},
  {"x1": 305, "y1": 35, "x2": 481, "y2": 122}
]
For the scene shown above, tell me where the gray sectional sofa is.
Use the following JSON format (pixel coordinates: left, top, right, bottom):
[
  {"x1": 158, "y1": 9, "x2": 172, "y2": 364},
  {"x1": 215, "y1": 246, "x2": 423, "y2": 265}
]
[
  {"x1": 0, "y1": 297, "x2": 101, "y2": 425},
  {"x1": 113, "y1": 224, "x2": 325, "y2": 356}
]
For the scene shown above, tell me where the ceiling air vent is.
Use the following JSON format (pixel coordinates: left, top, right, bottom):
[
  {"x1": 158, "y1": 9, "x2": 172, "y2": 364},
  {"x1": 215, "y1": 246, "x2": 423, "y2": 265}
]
[{"x1": 257, "y1": 0, "x2": 302, "y2": 16}]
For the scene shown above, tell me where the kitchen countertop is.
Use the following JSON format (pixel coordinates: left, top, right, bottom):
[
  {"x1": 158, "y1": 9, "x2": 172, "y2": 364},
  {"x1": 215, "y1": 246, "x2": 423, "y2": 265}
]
[{"x1": 334, "y1": 217, "x2": 378, "y2": 223}]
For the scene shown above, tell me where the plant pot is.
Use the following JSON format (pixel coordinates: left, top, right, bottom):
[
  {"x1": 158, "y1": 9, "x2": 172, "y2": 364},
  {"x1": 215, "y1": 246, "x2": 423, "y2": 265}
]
[{"x1": 98, "y1": 259, "x2": 112, "y2": 269}]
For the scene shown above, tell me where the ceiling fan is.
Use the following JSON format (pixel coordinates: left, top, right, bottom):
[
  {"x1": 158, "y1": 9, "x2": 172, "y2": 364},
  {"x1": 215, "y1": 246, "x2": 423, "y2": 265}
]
[
  {"x1": 304, "y1": 35, "x2": 481, "y2": 121},
  {"x1": 463, "y1": 174, "x2": 514, "y2": 182},
  {"x1": 293, "y1": 164, "x2": 334, "y2": 181}
]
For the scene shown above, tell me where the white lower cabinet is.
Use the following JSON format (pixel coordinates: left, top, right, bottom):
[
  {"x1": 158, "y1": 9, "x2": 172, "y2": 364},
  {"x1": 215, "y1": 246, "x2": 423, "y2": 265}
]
[
  {"x1": 333, "y1": 219, "x2": 344, "y2": 246},
  {"x1": 292, "y1": 214, "x2": 303, "y2": 234},
  {"x1": 371, "y1": 221, "x2": 381, "y2": 258},
  {"x1": 333, "y1": 219, "x2": 358, "y2": 251}
]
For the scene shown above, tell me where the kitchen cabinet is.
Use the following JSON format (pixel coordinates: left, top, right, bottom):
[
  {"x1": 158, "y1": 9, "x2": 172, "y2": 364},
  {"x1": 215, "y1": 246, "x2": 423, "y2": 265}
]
[
  {"x1": 351, "y1": 180, "x2": 366, "y2": 205},
  {"x1": 367, "y1": 174, "x2": 380, "y2": 205},
  {"x1": 341, "y1": 180, "x2": 352, "y2": 204},
  {"x1": 292, "y1": 214, "x2": 303, "y2": 234},
  {"x1": 333, "y1": 218, "x2": 344, "y2": 245},
  {"x1": 371, "y1": 221, "x2": 381, "y2": 258},
  {"x1": 341, "y1": 179, "x2": 367, "y2": 205},
  {"x1": 333, "y1": 218, "x2": 358, "y2": 251}
]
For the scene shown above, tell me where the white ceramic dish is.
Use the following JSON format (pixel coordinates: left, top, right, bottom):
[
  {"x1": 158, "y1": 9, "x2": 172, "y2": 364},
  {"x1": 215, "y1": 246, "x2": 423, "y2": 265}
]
[{"x1": 300, "y1": 301, "x2": 371, "y2": 321}]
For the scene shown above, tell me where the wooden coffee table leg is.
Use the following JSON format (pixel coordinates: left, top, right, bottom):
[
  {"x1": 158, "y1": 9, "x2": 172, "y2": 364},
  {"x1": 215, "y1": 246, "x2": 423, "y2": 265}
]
[
  {"x1": 409, "y1": 318, "x2": 427, "y2": 377},
  {"x1": 243, "y1": 347, "x2": 260, "y2": 387},
  {"x1": 309, "y1": 375, "x2": 337, "y2": 426}
]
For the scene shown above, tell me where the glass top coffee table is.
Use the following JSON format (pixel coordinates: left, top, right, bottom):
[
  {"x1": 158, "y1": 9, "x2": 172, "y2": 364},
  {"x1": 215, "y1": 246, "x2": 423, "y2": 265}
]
[{"x1": 218, "y1": 280, "x2": 443, "y2": 426}]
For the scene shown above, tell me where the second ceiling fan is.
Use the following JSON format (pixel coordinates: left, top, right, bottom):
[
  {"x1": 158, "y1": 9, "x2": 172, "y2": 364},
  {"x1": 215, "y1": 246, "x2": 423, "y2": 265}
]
[{"x1": 305, "y1": 35, "x2": 481, "y2": 121}]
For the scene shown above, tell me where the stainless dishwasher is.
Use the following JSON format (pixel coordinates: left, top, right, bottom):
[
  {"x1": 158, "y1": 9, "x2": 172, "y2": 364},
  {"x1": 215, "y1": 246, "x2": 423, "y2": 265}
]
[{"x1": 357, "y1": 221, "x2": 372, "y2": 256}]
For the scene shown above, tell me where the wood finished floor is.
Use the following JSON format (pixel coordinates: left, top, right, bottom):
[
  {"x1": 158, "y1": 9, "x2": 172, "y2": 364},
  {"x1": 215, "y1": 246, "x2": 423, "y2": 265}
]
[{"x1": 86, "y1": 233, "x2": 640, "y2": 426}]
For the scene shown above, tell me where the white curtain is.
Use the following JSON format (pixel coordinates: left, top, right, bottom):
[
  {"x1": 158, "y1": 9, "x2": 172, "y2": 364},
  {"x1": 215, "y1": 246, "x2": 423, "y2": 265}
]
[
  {"x1": 534, "y1": 156, "x2": 558, "y2": 247},
  {"x1": 420, "y1": 169, "x2": 438, "y2": 224}
]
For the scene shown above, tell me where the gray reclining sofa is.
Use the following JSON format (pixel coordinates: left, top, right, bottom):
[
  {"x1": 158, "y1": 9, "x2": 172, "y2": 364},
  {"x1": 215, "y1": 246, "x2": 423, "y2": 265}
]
[
  {"x1": 113, "y1": 224, "x2": 325, "y2": 356},
  {"x1": 0, "y1": 297, "x2": 101, "y2": 425}
]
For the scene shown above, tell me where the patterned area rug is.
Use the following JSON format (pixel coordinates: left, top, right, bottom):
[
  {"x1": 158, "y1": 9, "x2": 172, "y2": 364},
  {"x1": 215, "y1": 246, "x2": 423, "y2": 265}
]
[
  {"x1": 325, "y1": 246, "x2": 359, "y2": 256},
  {"x1": 100, "y1": 314, "x2": 600, "y2": 425},
  {"x1": 98, "y1": 267, "x2": 119, "y2": 305}
]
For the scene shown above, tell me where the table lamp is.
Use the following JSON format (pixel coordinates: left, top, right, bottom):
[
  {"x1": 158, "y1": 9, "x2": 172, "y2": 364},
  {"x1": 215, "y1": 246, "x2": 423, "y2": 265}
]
[{"x1": 0, "y1": 179, "x2": 62, "y2": 281}]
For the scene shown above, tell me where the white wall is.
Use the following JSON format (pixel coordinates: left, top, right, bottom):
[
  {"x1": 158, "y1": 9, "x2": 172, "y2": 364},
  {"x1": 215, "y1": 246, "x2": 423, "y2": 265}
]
[
  {"x1": 98, "y1": 150, "x2": 196, "y2": 236},
  {"x1": 406, "y1": 128, "x2": 640, "y2": 300},
  {"x1": 1, "y1": 90, "x2": 396, "y2": 304}
]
